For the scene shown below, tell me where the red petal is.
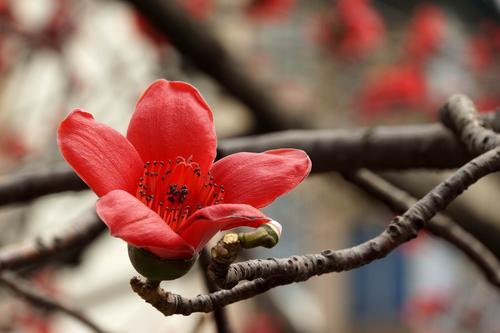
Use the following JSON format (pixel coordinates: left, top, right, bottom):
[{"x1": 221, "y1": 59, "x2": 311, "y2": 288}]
[
  {"x1": 96, "y1": 190, "x2": 194, "y2": 259},
  {"x1": 57, "y1": 110, "x2": 144, "y2": 197},
  {"x1": 178, "y1": 204, "x2": 271, "y2": 252},
  {"x1": 127, "y1": 79, "x2": 216, "y2": 173},
  {"x1": 211, "y1": 149, "x2": 311, "y2": 208}
]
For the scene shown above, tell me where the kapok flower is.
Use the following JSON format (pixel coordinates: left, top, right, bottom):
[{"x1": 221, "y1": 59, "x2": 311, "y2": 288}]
[
  {"x1": 57, "y1": 79, "x2": 311, "y2": 278},
  {"x1": 313, "y1": 0, "x2": 385, "y2": 60},
  {"x1": 403, "y1": 4, "x2": 446, "y2": 65},
  {"x1": 245, "y1": 0, "x2": 296, "y2": 23},
  {"x1": 356, "y1": 63, "x2": 428, "y2": 119}
]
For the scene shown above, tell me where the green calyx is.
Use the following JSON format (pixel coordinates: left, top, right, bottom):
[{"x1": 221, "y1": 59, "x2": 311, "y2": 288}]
[{"x1": 128, "y1": 245, "x2": 198, "y2": 281}]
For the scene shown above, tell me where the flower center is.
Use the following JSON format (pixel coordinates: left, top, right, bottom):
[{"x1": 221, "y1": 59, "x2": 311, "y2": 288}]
[{"x1": 135, "y1": 157, "x2": 224, "y2": 231}]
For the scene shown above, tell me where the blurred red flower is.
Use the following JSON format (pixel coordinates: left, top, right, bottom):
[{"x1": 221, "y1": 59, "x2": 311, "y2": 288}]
[
  {"x1": 356, "y1": 63, "x2": 428, "y2": 118},
  {"x1": 315, "y1": 0, "x2": 385, "y2": 60},
  {"x1": 0, "y1": 0, "x2": 11, "y2": 19},
  {"x1": 468, "y1": 20, "x2": 500, "y2": 72},
  {"x1": 58, "y1": 80, "x2": 310, "y2": 259},
  {"x1": 0, "y1": 0, "x2": 74, "y2": 51},
  {"x1": 0, "y1": 0, "x2": 11, "y2": 72},
  {"x1": 403, "y1": 4, "x2": 446, "y2": 65},
  {"x1": 243, "y1": 312, "x2": 284, "y2": 333},
  {"x1": 14, "y1": 271, "x2": 59, "y2": 333},
  {"x1": 0, "y1": 130, "x2": 29, "y2": 160},
  {"x1": 474, "y1": 94, "x2": 500, "y2": 113},
  {"x1": 245, "y1": 0, "x2": 296, "y2": 23}
]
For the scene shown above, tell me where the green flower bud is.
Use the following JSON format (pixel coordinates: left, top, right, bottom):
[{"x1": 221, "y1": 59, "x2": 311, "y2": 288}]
[{"x1": 128, "y1": 245, "x2": 198, "y2": 281}]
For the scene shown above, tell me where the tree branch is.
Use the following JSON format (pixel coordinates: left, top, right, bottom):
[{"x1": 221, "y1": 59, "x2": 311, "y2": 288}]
[
  {"x1": 0, "y1": 121, "x2": 491, "y2": 207},
  {"x1": 0, "y1": 213, "x2": 105, "y2": 272},
  {"x1": 0, "y1": 165, "x2": 86, "y2": 206},
  {"x1": 440, "y1": 94, "x2": 500, "y2": 154},
  {"x1": 0, "y1": 272, "x2": 108, "y2": 333},
  {"x1": 5, "y1": 104, "x2": 500, "y2": 207},
  {"x1": 131, "y1": 147, "x2": 500, "y2": 314},
  {"x1": 381, "y1": 172, "x2": 500, "y2": 260},
  {"x1": 217, "y1": 124, "x2": 472, "y2": 172},
  {"x1": 343, "y1": 169, "x2": 500, "y2": 287}
]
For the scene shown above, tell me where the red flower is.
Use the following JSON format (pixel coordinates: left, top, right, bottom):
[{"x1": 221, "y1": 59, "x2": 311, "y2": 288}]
[
  {"x1": 356, "y1": 63, "x2": 428, "y2": 119},
  {"x1": 474, "y1": 94, "x2": 500, "y2": 113},
  {"x1": 468, "y1": 20, "x2": 500, "y2": 72},
  {"x1": 181, "y1": 0, "x2": 213, "y2": 20},
  {"x1": 314, "y1": 0, "x2": 385, "y2": 60},
  {"x1": 0, "y1": 130, "x2": 29, "y2": 160},
  {"x1": 245, "y1": 0, "x2": 296, "y2": 23},
  {"x1": 0, "y1": 0, "x2": 11, "y2": 19},
  {"x1": 57, "y1": 80, "x2": 311, "y2": 260},
  {"x1": 403, "y1": 4, "x2": 446, "y2": 65}
]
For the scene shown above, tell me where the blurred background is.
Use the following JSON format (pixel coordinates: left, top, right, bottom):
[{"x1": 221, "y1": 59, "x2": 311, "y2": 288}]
[{"x1": 0, "y1": 0, "x2": 500, "y2": 332}]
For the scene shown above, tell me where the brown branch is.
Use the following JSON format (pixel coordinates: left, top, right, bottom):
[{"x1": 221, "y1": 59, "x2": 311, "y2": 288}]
[
  {"x1": 5, "y1": 104, "x2": 500, "y2": 207},
  {"x1": 381, "y1": 172, "x2": 500, "y2": 260},
  {"x1": 440, "y1": 94, "x2": 500, "y2": 154},
  {"x1": 343, "y1": 169, "x2": 500, "y2": 287},
  {"x1": 217, "y1": 124, "x2": 472, "y2": 172},
  {"x1": 0, "y1": 213, "x2": 105, "y2": 272},
  {"x1": 198, "y1": 248, "x2": 232, "y2": 333},
  {"x1": 121, "y1": 0, "x2": 302, "y2": 133},
  {"x1": 215, "y1": 147, "x2": 500, "y2": 289},
  {"x1": 0, "y1": 165, "x2": 86, "y2": 206},
  {"x1": 131, "y1": 147, "x2": 500, "y2": 314},
  {"x1": 0, "y1": 272, "x2": 108, "y2": 333},
  {"x1": 0, "y1": 122, "x2": 487, "y2": 207},
  {"x1": 130, "y1": 275, "x2": 289, "y2": 316}
]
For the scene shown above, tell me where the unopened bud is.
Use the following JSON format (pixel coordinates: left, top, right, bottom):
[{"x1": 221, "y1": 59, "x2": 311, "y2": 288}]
[{"x1": 239, "y1": 220, "x2": 282, "y2": 249}]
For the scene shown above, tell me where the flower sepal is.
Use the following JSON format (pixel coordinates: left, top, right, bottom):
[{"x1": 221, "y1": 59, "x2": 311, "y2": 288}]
[
  {"x1": 239, "y1": 220, "x2": 282, "y2": 249},
  {"x1": 128, "y1": 245, "x2": 198, "y2": 281}
]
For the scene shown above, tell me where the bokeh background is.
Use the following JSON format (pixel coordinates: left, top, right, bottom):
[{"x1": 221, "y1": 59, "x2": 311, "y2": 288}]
[{"x1": 0, "y1": 0, "x2": 500, "y2": 332}]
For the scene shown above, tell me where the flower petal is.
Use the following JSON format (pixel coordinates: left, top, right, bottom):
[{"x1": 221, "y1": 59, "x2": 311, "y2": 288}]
[
  {"x1": 127, "y1": 79, "x2": 216, "y2": 173},
  {"x1": 96, "y1": 190, "x2": 194, "y2": 259},
  {"x1": 57, "y1": 110, "x2": 144, "y2": 197},
  {"x1": 178, "y1": 204, "x2": 271, "y2": 252},
  {"x1": 211, "y1": 149, "x2": 311, "y2": 208}
]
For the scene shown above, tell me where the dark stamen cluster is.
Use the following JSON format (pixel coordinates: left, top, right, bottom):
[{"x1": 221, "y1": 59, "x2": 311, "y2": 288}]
[{"x1": 135, "y1": 157, "x2": 225, "y2": 230}]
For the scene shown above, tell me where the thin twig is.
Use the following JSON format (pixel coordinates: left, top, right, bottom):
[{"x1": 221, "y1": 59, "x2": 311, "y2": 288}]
[
  {"x1": 0, "y1": 213, "x2": 105, "y2": 272},
  {"x1": 0, "y1": 272, "x2": 108, "y2": 333},
  {"x1": 343, "y1": 169, "x2": 500, "y2": 287},
  {"x1": 383, "y1": 172, "x2": 500, "y2": 260},
  {"x1": 131, "y1": 147, "x2": 500, "y2": 314}
]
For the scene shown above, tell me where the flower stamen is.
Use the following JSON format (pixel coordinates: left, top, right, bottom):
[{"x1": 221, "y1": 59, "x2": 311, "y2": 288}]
[{"x1": 136, "y1": 157, "x2": 224, "y2": 230}]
